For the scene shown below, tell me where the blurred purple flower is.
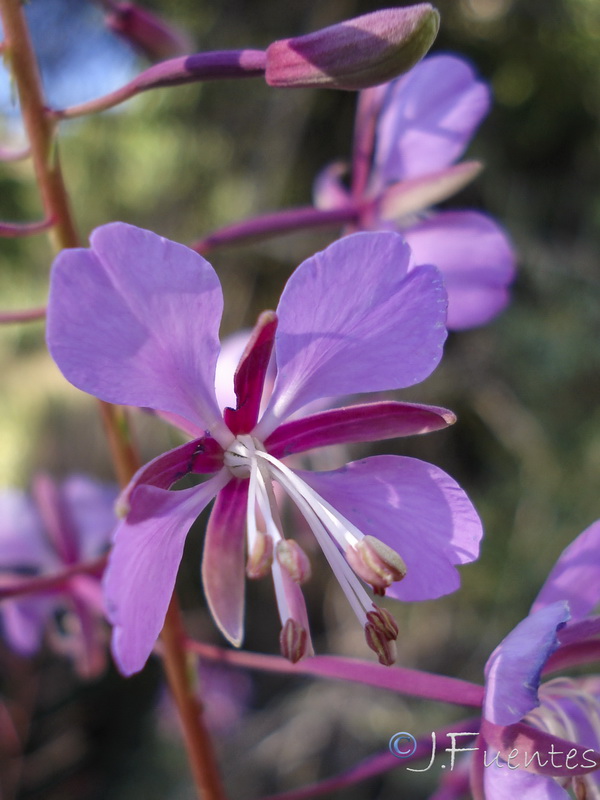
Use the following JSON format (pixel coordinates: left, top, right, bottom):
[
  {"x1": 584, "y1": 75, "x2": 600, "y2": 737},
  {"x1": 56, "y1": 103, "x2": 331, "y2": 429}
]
[
  {"x1": 47, "y1": 222, "x2": 482, "y2": 675},
  {"x1": 477, "y1": 520, "x2": 600, "y2": 798},
  {"x1": 0, "y1": 473, "x2": 118, "y2": 678},
  {"x1": 314, "y1": 54, "x2": 516, "y2": 330}
]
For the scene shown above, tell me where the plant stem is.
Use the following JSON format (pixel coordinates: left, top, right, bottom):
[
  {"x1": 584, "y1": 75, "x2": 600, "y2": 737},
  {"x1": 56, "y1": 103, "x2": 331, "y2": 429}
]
[
  {"x1": 0, "y1": 2, "x2": 227, "y2": 796},
  {"x1": 162, "y1": 599, "x2": 228, "y2": 800}
]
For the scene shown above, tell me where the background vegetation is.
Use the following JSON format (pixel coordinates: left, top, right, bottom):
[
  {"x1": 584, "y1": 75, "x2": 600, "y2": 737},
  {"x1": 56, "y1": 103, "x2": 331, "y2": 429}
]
[{"x1": 1, "y1": 0, "x2": 599, "y2": 797}]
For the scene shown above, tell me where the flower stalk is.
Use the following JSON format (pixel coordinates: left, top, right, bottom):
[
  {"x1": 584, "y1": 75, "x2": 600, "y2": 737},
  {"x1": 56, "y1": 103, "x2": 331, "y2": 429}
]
[{"x1": 0, "y1": 1, "x2": 227, "y2": 796}]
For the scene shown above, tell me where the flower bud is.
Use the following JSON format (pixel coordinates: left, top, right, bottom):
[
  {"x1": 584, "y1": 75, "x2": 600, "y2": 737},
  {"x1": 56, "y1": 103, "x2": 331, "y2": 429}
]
[
  {"x1": 105, "y1": 2, "x2": 193, "y2": 61},
  {"x1": 246, "y1": 530, "x2": 274, "y2": 579},
  {"x1": 276, "y1": 539, "x2": 311, "y2": 584},
  {"x1": 265, "y1": 5, "x2": 440, "y2": 91},
  {"x1": 280, "y1": 618, "x2": 309, "y2": 663},
  {"x1": 346, "y1": 535, "x2": 407, "y2": 595}
]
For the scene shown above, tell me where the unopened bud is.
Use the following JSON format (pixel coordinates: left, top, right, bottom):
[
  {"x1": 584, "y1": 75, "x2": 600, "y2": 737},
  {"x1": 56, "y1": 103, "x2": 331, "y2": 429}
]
[
  {"x1": 365, "y1": 622, "x2": 398, "y2": 666},
  {"x1": 280, "y1": 618, "x2": 309, "y2": 663},
  {"x1": 246, "y1": 530, "x2": 274, "y2": 579},
  {"x1": 276, "y1": 539, "x2": 311, "y2": 584},
  {"x1": 265, "y1": 5, "x2": 440, "y2": 91},
  {"x1": 346, "y1": 535, "x2": 407, "y2": 594},
  {"x1": 105, "y1": 3, "x2": 193, "y2": 60},
  {"x1": 366, "y1": 605, "x2": 399, "y2": 641}
]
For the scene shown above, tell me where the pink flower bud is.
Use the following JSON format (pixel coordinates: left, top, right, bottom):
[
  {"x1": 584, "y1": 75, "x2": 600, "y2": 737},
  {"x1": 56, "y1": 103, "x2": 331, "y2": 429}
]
[
  {"x1": 265, "y1": 5, "x2": 440, "y2": 91},
  {"x1": 105, "y1": 2, "x2": 193, "y2": 61}
]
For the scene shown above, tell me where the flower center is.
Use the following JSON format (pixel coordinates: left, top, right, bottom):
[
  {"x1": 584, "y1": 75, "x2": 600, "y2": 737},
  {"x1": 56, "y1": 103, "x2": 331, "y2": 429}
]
[
  {"x1": 222, "y1": 433, "x2": 406, "y2": 665},
  {"x1": 223, "y1": 434, "x2": 264, "y2": 478}
]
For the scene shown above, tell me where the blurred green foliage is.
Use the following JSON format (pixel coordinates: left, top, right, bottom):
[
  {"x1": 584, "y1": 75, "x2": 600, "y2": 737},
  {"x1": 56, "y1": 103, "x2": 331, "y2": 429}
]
[{"x1": 1, "y1": 0, "x2": 600, "y2": 798}]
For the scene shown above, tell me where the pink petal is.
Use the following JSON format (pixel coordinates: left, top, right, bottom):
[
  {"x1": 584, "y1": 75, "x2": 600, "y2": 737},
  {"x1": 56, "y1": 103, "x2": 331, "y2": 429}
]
[
  {"x1": 532, "y1": 520, "x2": 600, "y2": 621},
  {"x1": 60, "y1": 475, "x2": 119, "y2": 562},
  {"x1": 47, "y1": 222, "x2": 230, "y2": 444},
  {"x1": 257, "y1": 232, "x2": 447, "y2": 435},
  {"x1": 0, "y1": 596, "x2": 53, "y2": 655},
  {"x1": 297, "y1": 455, "x2": 482, "y2": 601},
  {"x1": 265, "y1": 400, "x2": 455, "y2": 458},
  {"x1": 0, "y1": 488, "x2": 57, "y2": 571},
  {"x1": 201, "y1": 478, "x2": 248, "y2": 647},
  {"x1": 103, "y1": 470, "x2": 229, "y2": 675},
  {"x1": 404, "y1": 211, "x2": 516, "y2": 329},
  {"x1": 372, "y1": 54, "x2": 490, "y2": 187}
]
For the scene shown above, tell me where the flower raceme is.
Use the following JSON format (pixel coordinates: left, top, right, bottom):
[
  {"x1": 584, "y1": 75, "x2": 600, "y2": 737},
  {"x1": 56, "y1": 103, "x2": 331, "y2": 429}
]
[
  {"x1": 0, "y1": 474, "x2": 117, "y2": 678},
  {"x1": 46, "y1": 223, "x2": 483, "y2": 676},
  {"x1": 314, "y1": 54, "x2": 516, "y2": 330}
]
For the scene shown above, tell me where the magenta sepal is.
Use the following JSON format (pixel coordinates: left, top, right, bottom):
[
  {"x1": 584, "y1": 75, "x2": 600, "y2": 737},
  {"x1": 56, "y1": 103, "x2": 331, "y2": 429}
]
[
  {"x1": 265, "y1": 400, "x2": 455, "y2": 458},
  {"x1": 51, "y1": 50, "x2": 268, "y2": 119},
  {"x1": 117, "y1": 436, "x2": 223, "y2": 514},
  {"x1": 480, "y1": 718, "x2": 600, "y2": 776},
  {"x1": 201, "y1": 478, "x2": 247, "y2": 647},
  {"x1": 224, "y1": 311, "x2": 278, "y2": 435},
  {"x1": 544, "y1": 640, "x2": 600, "y2": 674}
]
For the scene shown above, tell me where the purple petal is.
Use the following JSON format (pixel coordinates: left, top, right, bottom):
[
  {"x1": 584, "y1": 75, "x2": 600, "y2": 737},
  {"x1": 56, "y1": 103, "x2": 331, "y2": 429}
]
[
  {"x1": 1, "y1": 596, "x2": 53, "y2": 656},
  {"x1": 265, "y1": 401, "x2": 455, "y2": 459},
  {"x1": 47, "y1": 222, "x2": 230, "y2": 444},
  {"x1": 201, "y1": 478, "x2": 248, "y2": 647},
  {"x1": 484, "y1": 602, "x2": 570, "y2": 726},
  {"x1": 404, "y1": 211, "x2": 516, "y2": 330},
  {"x1": 0, "y1": 489, "x2": 56, "y2": 571},
  {"x1": 117, "y1": 437, "x2": 224, "y2": 515},
  {"x1": 297, "y1": 455, "x2": 482, "y2": 601},
  {"x1": 103, "y1": 470, "x2": 229, "y2": 675},
  {"x1": 532, "y1": 520, "x2": 600, "y2": 621},
  {"x1": 483, "y1": 753, "x2": 569, "y2": 800},
  {"x1": 372, "y1": 54, "x2": 490, "y2": 187},
  {"x1": 60, "y1": 476, "x2": 119, "y2": 562},
  {"x1": 257, "y1": 232, "x2": 447, "y2": 434}
]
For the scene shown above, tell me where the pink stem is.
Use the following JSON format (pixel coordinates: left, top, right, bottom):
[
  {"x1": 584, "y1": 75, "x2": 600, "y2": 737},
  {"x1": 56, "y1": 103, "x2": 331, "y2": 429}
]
[
  {"x1": 50, "y1": 50, "x2": 267, "y2": 120},
  {"x1": 0, "y1": 218, "x2": 54, "y2": 237},
  {"x1": 188, "y1": 640, "x2": 484, "y2": 707},
  {"x1": 192, "y1": 205, "x2": 359, "y2": 254},
  {"x1": 0, "y1": 305, "x2": 46, "y2": 324},
  {"x1": 0, "y1": 557, "x2": 106, "y2": 599}
]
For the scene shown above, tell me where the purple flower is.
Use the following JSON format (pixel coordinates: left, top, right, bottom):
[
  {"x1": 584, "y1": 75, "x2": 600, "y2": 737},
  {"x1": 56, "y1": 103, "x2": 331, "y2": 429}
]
[
  {"x1": 314, "y1": 54, "x2": 516, "y2": 330},
  {"x1": 0, "y1": 473, "x2": 117, "y2": 677},
  {"x1": 477, "y1": 520, "x2": 600, "y2": 798},
  {"x1": 46, "y1": 222, "x2": 483, "y2": 676}
]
